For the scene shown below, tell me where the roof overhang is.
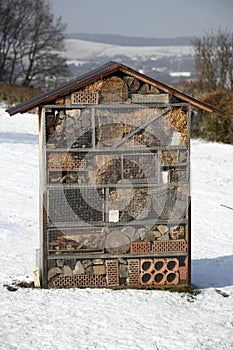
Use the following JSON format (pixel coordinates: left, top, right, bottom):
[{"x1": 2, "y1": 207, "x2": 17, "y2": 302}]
[{"x1": 6, "y1": 61, "x2": 224, "y2": 116}]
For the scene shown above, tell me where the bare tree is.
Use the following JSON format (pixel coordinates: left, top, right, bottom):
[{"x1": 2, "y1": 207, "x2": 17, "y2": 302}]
[
  {"x1": 193, "y1": 28, "x2": 233, "y2": 91},
  {"x1": 0, "y1": 0, "x2": 68, "y2": 88}
]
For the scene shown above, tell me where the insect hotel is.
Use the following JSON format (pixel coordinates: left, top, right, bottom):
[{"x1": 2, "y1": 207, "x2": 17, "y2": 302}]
[{"x1": 7, "y1": 61, "x2": 221, "y2": 289}]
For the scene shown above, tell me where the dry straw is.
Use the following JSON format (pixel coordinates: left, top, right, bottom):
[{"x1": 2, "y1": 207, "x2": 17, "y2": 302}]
[{"x1": 165, "y1": 108, "x2": 188, "y2": 145}]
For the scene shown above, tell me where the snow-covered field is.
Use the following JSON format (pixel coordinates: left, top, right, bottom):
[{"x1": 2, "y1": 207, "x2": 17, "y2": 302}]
[
  {"x1": 0, "y1": 106, "x2": 233, "y2": 350},
  {"x1": 64, "y1": 38, "x2": 193, "y2": 61}
]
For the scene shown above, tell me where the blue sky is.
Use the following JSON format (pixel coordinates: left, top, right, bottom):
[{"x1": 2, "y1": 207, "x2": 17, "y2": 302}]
[{"x1": 51, "y1": 0, "x2": 233, "y2": 38}]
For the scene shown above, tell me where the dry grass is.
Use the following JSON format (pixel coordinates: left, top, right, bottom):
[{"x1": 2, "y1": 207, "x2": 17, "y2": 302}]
[
  {"x1": 0, "y1": 82, "x2": 42, "y2": 108},
  {"x1": 81, "y1": 80, "x2": 103, "y2": 92},
  {"x1": 193, "y1": 90, "x2": 233, "y2": 144}
]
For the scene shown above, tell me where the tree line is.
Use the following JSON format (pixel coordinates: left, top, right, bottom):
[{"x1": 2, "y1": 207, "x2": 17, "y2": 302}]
[
  {"x1": 0, "y1": 0, "x2": 68, "y2": 88},
  {"x1": 193, "y1": 28, "x2": 233, "y2": 91}
]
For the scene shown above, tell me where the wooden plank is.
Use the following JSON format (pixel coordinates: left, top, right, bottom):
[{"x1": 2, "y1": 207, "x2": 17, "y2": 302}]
[{"x1": 131, "y1": 93, "x2": 169, "y2": 104}]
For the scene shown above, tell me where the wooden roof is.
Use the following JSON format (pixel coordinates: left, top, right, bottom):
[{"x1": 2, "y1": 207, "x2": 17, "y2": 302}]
[{"x1": 6, "y1": 61, "x2": 223, "y2": 116}]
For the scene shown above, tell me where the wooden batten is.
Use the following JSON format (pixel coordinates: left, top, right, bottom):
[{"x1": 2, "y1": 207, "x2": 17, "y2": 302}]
[{"x1": 131, "y1": 93, "x2": 169, "y2": 104}]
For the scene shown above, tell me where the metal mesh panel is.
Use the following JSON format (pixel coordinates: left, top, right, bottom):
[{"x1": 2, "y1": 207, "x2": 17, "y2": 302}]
[
  {"x1": 152, "y1": 186, "x2": 188, "y2": 220},
  {"x1": 46, "y1": 109, "x2": 93, "y2": 149},
  {"x1": 44, "y1": 104, "x2": 190, "y2": 289},
  {"x1": 47, "y1": 228, "x2": 105, "y2": 255},
  {"x1": 95, "y1": 107, "x2": 165, "y2": 149},
  {"x1": 48, "y1": 153, "x2": 87, "y2": 171},
  {"x1": 123, "y1": 153, "x2": 157, "y2": 183},
  {"x1": 48, "y1": 188, "x2": 104, "y2": 224}
]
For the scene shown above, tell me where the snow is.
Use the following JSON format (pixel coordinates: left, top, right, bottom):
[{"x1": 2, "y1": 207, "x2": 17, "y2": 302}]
[
  {"x1": 64, "y1": 38, "x2": 193, "y2": 61},
  {"x1": 0, "y1": 106, "x2": 233, "y2": 350}
]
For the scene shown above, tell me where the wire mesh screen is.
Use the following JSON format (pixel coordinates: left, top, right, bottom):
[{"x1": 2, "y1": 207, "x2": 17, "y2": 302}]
[
  {"x1": 48, "y1": 188, "x2": 104, "y2": 224},
  {"x1": 45, "y1": 105, "x2": 189, "y2": 259},
  {"x1": 47, "y1": 227, "x2": 104, "y2": 255}
]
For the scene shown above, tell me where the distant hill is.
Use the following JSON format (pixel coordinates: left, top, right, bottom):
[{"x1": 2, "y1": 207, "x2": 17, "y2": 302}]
[{"x1": 66, "y1": 33, "x2": 193, "y2": 47}]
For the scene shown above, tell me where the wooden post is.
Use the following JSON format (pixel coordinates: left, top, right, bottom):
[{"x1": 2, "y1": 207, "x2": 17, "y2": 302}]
[
  {"x1": 188, "y1": 196, "x2": 191, "y2": 285},
  {"x1": 38, "y1": 107, "x2": 48, "y2": 288}
]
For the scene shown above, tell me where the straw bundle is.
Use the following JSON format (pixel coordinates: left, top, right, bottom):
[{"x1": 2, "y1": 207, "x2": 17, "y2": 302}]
[
  {"x1": 82, "y1": 80, "x2": 103, "y2": 92},
  {"x1": 165, "y1": 108, "x2": 188, "y2": 145}
]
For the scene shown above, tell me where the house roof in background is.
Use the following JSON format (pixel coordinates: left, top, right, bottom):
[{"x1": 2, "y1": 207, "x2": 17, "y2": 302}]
[{"x1": 6, "y1": 61, "x2": 223, "y2": 116}]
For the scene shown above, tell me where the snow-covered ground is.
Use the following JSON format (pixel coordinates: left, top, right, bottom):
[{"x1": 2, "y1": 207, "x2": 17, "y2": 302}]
[
  {"x1": 0, "y1": 106, "x2": 233, "y2": 350},
  {"x1": 64, "y1": 38, "x2": 193, "y2": 61}
]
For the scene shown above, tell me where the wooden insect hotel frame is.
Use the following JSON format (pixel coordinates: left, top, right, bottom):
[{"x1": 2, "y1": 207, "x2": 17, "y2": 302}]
[{"x1": 7, "y1": 62, "x2": 222, "y2": 289}]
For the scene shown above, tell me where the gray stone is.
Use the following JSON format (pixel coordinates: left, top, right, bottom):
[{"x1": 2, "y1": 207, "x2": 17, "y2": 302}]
[
  {"x1": 56, "y1": 259, "x2": 64, "y2": 268},
  {"x1": 157, "y1": 233, "x2": 170, "y2": 241},
  {"x1": 48, "y1": 267, "x2": 61, "y2": 280},
  {"x1": 119, "y1": 264, "x2": 129, "y2": 278},
  {"x1": 121, "y1": 226, "x2": 136, "y2": 239},
  {"x1": 62, "y1": 265, "x2": 72, "y2": 276},
  {"x1": 85, "y1": 265, "x2": 94, "y2": 275},
  {"x1": 73, "y1": 261, "x2": 85, "y2": 275},
  {"x1": 82, "y1": 260, "x2": 92, "y2": 269},
  {"x1": 157, "y1": 225, "x2": 169, "y2": 235},
  {"x1": 137, "y1": 228, "x2": 147, "y2": 240},
  {"x1": 118, "y1": 257, "x2": 127, "y2": 265}
]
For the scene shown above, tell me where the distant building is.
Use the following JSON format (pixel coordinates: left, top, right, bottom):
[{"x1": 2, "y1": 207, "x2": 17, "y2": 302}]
[{"x1": 169, "y1": 72, "x2": 191, "y2": 78}]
